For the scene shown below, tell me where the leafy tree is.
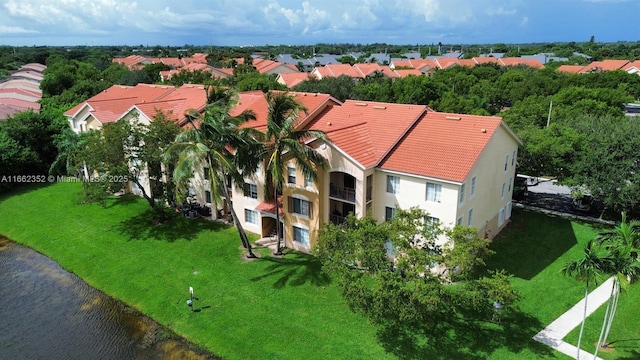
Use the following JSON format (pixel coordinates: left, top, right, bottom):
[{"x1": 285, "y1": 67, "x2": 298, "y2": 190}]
[
  {"x1": 293, "y1": 75, "x2": 355, "y2": 102},
  {"x1": 592, "y1": 213, "x2": 640, "y2": 355},
  {"x1": 562, "y1": 240, "x2": 610, "y2": 359},
  {"x1": 165, "y1": 90, "x2": 259, "y2": 257},
  {"x1": 254, "y1": 92, "x2": 328, "y2": 255},
  {"x1": 569, "y1": 115, "x2": 640, "y2": 213},
  {"x1": 315, "y1": 207, "x2": 520, "y2": 331},
  {"x1": 75, "y1": 115, "x2": 180, "y2": 218}
]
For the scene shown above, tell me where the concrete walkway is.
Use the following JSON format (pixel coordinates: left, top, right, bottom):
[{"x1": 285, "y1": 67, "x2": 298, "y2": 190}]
[{"x1": 533, "y1": 277, "x2": 614, "y2": 360}]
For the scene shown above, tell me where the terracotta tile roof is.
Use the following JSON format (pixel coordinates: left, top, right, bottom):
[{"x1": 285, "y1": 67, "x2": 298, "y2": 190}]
[
  {"x1": 19, "y1": 63, "x2": 46, "y2": 73},
  {"x1": 160, "y1": 63, "x2": 219, "y2": 81},
  {"x1": 136, "y1": 84, "x2": 207, "y2": 124},
  {"x1": 234, "y1": 91, "x2": 341, "y2": 132},
  {"x1": 0, "y1": 104, "x2": 28, "y2": 120},
  {"x1": 393, "y1": 69, "x2": 423, "y2": 78},
  {"x1": 0, "y1": 88, "x2": 41, "y2": 102},
  {"x1": 64, "y1": 84, "x2": 176, "y2": 122},
  {"x1": 379, "y1": 112, "x2": 511, "y2": 182},
  {"x1": 277, "y1": 72, "x2": 313, "y2": 88},
  {"x1": 473, "y1": 57, "x2": 500, "y2": 65},
  {"x1": 556, "y1": 65, "x2": 585, "y2": 74},
  {"x1": 434, "y1": 58, "x2": 461, "y2": 69},
  {"x1": 390, "y1": 59, "x2": 436, "y2": 72},
  {"x1": 112, "y1": 55, "x2": 149, "y2": 69},
  {"x1": 313, "y1": 63, "x2": 364, "y2": 79},
  {"x1": 623, "y1": 60, "x2": 640, "y2": 70},
  {"x1": 353, "y1": 63, "x2": 398, "y2": 78},
  {"x1": 579, "y1": 59, "x2": 630, "y2": 73},
  {"x1": 255, "y1": 197, "x2": 284, "y2": 216},
  {"x1": 306, "y1": 100, "x2": 428, "y2": 168},
  {"x1": 499, "y1": 57, "x2": 544, "y2": 68},
  {"x1": 458, "y1": 59, "x2": 477, "y2": 67},
  {"x1": 0, "y1": 98, "x2": 40, "y2": 111}
]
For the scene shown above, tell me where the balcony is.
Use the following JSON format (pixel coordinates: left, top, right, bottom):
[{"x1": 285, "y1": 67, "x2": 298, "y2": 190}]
[{"x1": 329, "y1": 184, "x2": 356, "y2": 202}]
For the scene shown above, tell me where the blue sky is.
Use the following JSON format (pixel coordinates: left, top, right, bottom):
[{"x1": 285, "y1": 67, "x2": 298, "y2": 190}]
[{"x1": 0, "y1": 0, "x2": 638, "y2": 47}]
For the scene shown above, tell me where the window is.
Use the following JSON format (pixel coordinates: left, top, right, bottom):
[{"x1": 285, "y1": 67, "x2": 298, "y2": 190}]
[
  {"x1": 203, "y1": 167, "x2": 210, "y2": 180},
  {"x1": 386, "y1": 175, "x2": 400, "y2": 194},
  {"x1": 471, "y1": 176, "x2": 476, "y2": 196},
  {"x1": 457, "y1": 217, "x2": 463, "y2": 226},
  {"x1": 508, "y1": 177, "x2": 513, "y2": 192},
  {"x1": 459, "y1": 183, "x2": 465, "y2": 204},
  {"x1": 289, "y1": 197, "x2": 312, "y2": 218},
  {"x1": 245, "y1": 209, "x2": 258, "y2": 224},
  {"x1": 424, "y1": 216, "x2": 439, "y2": 225},
  {"x1": 512, "y1": 150, "x2": 516, "y2": 166},
  {"x1": 205, "y1": 190, "x2": 212, "y2": 203},
  {"x1": 385, "y1": 206, "x2": 397, "y2": 221},
  {"x1": 293, "y1": 226, "x2": 310, "y2": 246},
  {"x1": 504, "y1": 155, "x2": 509, "y2": 171},
  {"x1": 426, "y1": 183, "x2": 442, "y2": 203},
  {"x1": 506, "y1": 201, "x2": 513, "y2": 219},
  {"x1": 501, "y1": 182, "x2": 506, "y2": 199},
  {"x1": 244, "y1": 183, "x2": 258, "y2": 199},
  {"x1": 499, "y1": 207, "x2": 505, "y2": 227},
  {"x1": 287, "y1": 166, "x2": 296, "y2": 184},
  {"x1": 366, "y1": 175, "x2": 373, "y2": 202},
  {"x1": 304, "y1": 172, "x2": 313, "y2": 188},
  {"x1": 467, "y1": 208, "x2": 473, "y2": 226}
]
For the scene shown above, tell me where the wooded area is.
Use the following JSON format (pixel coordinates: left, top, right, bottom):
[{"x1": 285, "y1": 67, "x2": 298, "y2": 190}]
[{"x1": 1, "y1": 42, "x2": 639, "y2": 214}]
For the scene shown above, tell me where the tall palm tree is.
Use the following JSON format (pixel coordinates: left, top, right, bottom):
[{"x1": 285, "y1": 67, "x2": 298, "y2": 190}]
[
  {"x1": 561, "y1": 240, "x2": 610, "y2": 359},
  {"x1": 165, "y1": 91, "x2": 259, "y2": 258},
  {"x1": 256, "y1": 91, "x2": 328, "y2": 255},
  {"x1": 592, "y1": 212, "x2": 640, "y2": 357}
]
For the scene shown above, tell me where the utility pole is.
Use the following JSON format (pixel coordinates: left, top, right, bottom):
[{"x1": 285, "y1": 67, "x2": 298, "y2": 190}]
[{"x1": 546, "y1": 100, "x2": 553, "y2": 127}]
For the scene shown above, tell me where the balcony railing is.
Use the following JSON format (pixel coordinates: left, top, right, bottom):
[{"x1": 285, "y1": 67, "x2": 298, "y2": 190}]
[
  {"x1": 330, "y1": 214, "x2": 347, "y2": 225},
  {"x1": 329, "y1": 185, "x2": 356, "y2": 202}
]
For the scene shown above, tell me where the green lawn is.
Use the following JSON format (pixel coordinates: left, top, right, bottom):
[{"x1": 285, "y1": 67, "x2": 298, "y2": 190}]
[{"x1": 0, "y1": 182, "x2": 638, "y2": 359}]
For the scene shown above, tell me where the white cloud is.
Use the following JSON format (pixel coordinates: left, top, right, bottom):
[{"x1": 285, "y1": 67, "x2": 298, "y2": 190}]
[{"x1": 0, "y1": 25, "x2": 38, "y2": 34}]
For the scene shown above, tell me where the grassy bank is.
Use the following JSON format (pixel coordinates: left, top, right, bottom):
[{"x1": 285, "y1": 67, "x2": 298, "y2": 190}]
[{"x1": 0, "y1": 182, "x2": 637, "y2": 359}]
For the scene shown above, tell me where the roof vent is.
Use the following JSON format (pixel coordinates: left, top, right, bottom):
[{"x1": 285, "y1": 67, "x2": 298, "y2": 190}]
[
  {"x1": 327, "y1": 121, "x2": 332, "y2": 126},
  {"x1": 355, "y1": 102, "x2": 367, "y2": 106},
  {"x1": 481, "y1": 128, "x2": 487, "y2": 133},
  {"x1": 446, "y1": 116, "x2": 461, "y2": 120},
  {"x1": 373, "y1": 105, "x2": 386, "y2": 110}
]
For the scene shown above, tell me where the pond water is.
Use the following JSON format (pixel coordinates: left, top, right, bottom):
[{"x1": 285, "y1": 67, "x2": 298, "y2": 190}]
[{"x1": 0, "y1": 238, "x2": 215, "y2": 360}]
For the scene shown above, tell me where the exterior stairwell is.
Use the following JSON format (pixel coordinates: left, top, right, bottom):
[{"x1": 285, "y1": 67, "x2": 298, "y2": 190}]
[{"x1": 254, "y1": 227, "x2": 279, "y2": 250}]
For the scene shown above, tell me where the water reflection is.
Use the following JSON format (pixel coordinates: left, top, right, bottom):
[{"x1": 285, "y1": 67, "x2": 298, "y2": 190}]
[{"x1": 0, "y1": 238, "x2": 215, "y2": 360}]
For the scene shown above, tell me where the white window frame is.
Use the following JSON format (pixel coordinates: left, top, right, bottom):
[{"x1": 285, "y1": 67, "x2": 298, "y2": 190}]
[
  {"x1": 467, "y1": 208, "x2": 473, "y2": 226},
  {"x1": 470, "y1": 176, "x2": 476, "y2": 196},
  {"x1": 504, "y1": 154, "x2": 509, "y2": 172},
  {"x1": 385, "y1": 206, "x2": 397, "y2": 221},
  {"x1": 459, "y1": 183, "x2": 465, "y2": 204},
  {"x1": 457, "y1": 217, "x2": 463, "y2": 226},
  {"x1": 501, "y1": 182, "x2": 506, "y2": 199},
  {"x1": 291, "y1": 197, "x2": 311, "y2": 218},
  {"x1": 304, "y1": 172, "x2": 313, "y2": 188},
  {"x1": 512, "y1": 150, "x2": 516, "y2": 166},
  {"x1": 287, "y1": 166, "x2": 296, "y2": 185},
  {"x1": 498, "y1": 207, "x2": 505, "y2": 227},
  {"x1": 386, "y1": 175, "x2": 400, "y2": 194},
  {"x1": 426, "y1": 182, "x2": 442, "y2": 203},
  {"x1": 293, "y1": 225, "x2": 310, "y2": 246},
  {"x1": 245, "y1": 209, "x2": 258, "y2": 224},
  {"x1": 244, "y1": 183, "x2": 258, "y2": 199}
]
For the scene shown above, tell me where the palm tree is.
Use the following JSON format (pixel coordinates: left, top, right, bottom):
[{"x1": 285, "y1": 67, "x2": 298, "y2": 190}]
[
  {"x1": 256, "y1": 91, "x2": 328, "y2": 255},
  {"x1": 561, "y1": 240, "x2": 610, "y2": 359},
  {"x1": 165, "y1": 90, "x2": 258, "y2": 258},
  {"x1": 592, "y1": 212, "x2": 640, "y2": 357}
]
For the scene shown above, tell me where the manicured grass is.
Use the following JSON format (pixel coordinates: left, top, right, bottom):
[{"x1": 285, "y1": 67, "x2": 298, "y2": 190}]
[{"x1": 0, "y1": 183, "x2": 637, "y2": 359}]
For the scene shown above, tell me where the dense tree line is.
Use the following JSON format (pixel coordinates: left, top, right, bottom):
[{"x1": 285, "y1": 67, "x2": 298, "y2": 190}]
[{"x1": 3, "y1": 44, "x2": 640, "y2": 214}]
